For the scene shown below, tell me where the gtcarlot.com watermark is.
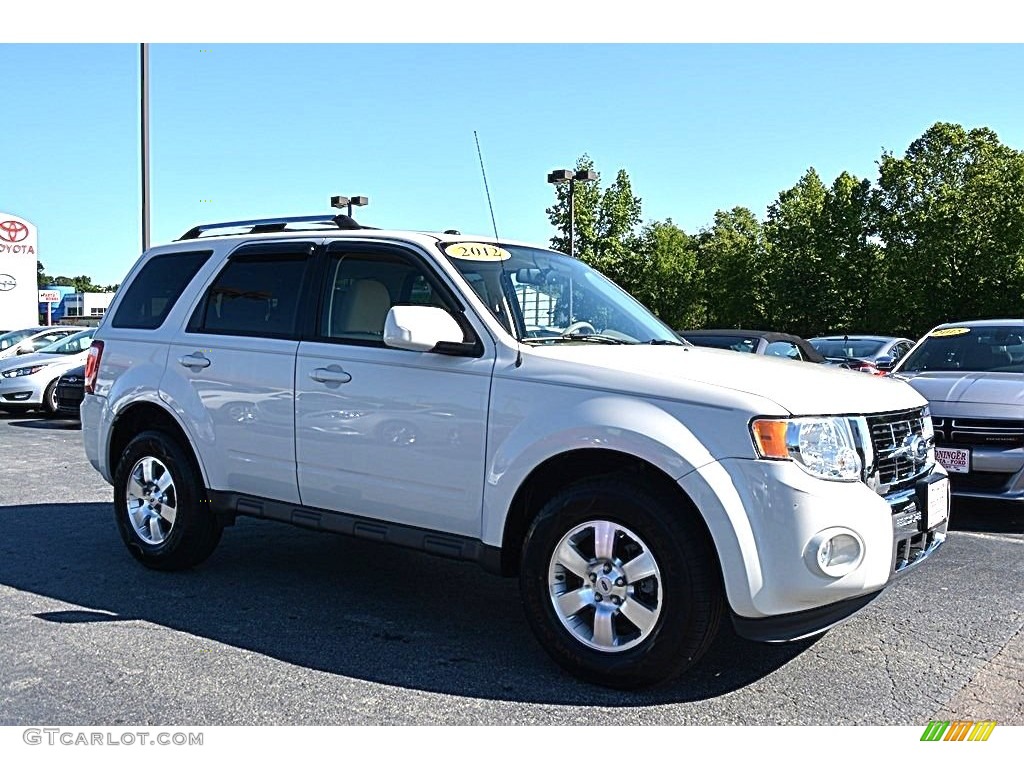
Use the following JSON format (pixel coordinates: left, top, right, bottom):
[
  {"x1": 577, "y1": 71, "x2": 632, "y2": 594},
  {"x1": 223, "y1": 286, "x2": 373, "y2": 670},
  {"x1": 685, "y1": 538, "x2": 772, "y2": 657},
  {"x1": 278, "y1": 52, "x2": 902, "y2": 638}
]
[{"x1": 23, "y1": 728, "x2": 203, "y2": 747}]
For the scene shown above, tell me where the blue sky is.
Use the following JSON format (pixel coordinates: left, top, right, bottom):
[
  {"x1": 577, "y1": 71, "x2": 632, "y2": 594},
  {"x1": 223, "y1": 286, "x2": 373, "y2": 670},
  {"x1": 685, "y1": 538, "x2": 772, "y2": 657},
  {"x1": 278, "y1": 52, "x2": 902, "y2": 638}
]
[{"x1": 2, "y1": 43, "x2": 1024, "y2": 285}]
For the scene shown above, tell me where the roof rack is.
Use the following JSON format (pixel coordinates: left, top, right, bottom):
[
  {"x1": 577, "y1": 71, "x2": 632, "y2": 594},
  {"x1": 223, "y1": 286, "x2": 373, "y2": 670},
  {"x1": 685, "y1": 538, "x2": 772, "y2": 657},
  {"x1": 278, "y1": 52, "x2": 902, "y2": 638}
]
[{"x1": 177, "y1": 213, "x2": 372, "y2": 241}]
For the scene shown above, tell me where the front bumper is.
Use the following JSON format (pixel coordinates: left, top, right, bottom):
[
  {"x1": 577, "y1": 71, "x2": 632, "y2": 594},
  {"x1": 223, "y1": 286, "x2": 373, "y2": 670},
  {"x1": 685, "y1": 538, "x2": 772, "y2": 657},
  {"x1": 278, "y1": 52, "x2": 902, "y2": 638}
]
[
  {"x1": 732, "y1": 476, "x2": 948, "y2": 642},
  {"x1": 0, "y1": 374, "x2": 49, "y2": 406},
  {"x1": 679, "y1": 458, "x2": 948, "y2": 639}
]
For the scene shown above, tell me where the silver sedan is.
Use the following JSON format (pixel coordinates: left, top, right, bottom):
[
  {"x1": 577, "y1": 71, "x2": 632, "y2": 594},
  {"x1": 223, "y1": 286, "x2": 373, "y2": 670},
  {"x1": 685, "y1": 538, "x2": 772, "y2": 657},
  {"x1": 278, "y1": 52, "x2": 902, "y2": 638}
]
[
  {"x1": 0, "y1": 329, "x2": 95, "y2": 416},
  {"x1": 892, "y1": 319, "x2": 1024, "y2": 504}
]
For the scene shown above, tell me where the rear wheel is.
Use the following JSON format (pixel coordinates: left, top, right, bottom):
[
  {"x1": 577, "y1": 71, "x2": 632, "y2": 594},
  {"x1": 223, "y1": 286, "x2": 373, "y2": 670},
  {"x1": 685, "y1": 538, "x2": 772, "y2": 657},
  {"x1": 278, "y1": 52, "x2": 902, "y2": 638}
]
[
  {"x1": 113, "y1": 430, "x2": 222, "y2": 570},
  {"x1": 520, "y1": 478, "x2": 723, "y2": 689}
]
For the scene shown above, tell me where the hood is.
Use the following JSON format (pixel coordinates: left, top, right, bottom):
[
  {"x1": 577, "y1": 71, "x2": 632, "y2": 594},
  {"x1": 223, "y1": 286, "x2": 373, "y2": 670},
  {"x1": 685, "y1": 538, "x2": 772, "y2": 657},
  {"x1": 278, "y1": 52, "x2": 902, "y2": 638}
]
[
  {"x1": 0, "y1": 349, "x2": 88, "y2": 373},
  {"x1": 522, "y1": 344, "x2": 926, "y2": 416},
  {"x1": 893, "y1": 370, "x2": 1024, "y2": 407}
]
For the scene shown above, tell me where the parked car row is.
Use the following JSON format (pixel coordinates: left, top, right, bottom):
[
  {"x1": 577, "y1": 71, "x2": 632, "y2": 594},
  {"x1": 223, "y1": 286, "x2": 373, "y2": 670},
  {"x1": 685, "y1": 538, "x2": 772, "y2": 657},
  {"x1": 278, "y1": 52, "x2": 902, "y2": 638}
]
[{"x1": 0, "y1": 328, "x2": 95, "y2": 417}]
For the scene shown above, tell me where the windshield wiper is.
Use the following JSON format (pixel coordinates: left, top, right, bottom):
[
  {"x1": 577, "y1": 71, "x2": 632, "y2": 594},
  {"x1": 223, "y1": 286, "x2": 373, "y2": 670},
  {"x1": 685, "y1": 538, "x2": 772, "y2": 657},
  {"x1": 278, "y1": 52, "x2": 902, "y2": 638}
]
[
  {"x1": 522, "y1": 333, "x2": 630, "y2": 345},
  {"x1": 642, "y1": 338, "x2": 686, "y2": 346}
]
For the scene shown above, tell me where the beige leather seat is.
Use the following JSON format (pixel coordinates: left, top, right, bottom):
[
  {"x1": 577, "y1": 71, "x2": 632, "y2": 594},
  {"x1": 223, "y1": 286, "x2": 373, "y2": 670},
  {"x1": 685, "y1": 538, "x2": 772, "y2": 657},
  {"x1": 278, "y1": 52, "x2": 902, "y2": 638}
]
[{"x1": 334, "y1": 279, "x2": 391, "y2": 339}]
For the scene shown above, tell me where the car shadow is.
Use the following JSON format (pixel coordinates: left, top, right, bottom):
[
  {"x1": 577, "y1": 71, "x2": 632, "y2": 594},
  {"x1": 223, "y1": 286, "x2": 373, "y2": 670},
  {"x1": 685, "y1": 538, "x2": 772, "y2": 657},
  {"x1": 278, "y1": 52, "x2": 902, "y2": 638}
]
[
  {"x1": 6, "y1": 418, "x2": 80, "y2": 430},
  {"x1": 0, "y1": 502, "x2": 815, "y2": 706}
]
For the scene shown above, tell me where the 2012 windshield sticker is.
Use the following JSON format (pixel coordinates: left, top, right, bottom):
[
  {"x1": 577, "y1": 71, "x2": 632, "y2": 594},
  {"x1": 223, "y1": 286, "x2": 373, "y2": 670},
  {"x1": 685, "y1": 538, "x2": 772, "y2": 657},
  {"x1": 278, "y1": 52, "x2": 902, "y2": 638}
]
[
  {"x1": 444, "y1": 242, "x2": 511, "y2": 261},
  {"x1": 930, "y1": 327, "x2": 971, "y2": 337}
]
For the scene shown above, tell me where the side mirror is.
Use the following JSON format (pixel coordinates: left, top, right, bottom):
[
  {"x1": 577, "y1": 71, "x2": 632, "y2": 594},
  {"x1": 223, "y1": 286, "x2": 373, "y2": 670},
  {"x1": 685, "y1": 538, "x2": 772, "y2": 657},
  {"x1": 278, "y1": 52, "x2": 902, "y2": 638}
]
[
  {"x1": 384, "y1": 305, "x2": 464, "y2": 353},
  {"x1": 875, "y1": 356, "x2": 896, "y2": 372},
  {"x1": 16, "y1": 346, "x2": 30, "y2": 355}
]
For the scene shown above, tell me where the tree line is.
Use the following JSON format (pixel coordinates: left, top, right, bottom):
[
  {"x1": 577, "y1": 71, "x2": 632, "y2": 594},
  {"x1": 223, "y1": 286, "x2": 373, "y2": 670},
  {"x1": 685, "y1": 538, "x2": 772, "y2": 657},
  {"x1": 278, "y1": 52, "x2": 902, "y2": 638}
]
[
  {"x1": 546, "y1": 122, "x2": 1024, "y2": 339},
  {"x1": 37, "y1": 262, "x2": 119, "y2": 294}
]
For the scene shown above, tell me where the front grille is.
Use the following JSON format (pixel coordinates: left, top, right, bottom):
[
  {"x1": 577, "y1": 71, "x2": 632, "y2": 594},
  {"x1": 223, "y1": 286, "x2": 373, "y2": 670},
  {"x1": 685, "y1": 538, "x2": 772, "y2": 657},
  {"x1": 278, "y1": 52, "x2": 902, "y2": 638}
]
[
  {"x1": 933, "y1": 417, "x2": 1024, "y2": 448},
  {"x1": 56, "y1": 385, "x2": 83, "y2": 408},
  {"x1": 866, "y1": 408, "x2": 931, "y2": 491}
]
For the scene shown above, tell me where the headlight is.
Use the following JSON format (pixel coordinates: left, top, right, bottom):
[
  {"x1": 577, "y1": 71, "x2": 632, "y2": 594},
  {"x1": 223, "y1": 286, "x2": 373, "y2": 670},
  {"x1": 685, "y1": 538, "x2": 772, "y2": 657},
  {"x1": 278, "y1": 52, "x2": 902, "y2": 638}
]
[
  {"x1": 751, "y1": 416, "x2": 863, "y2": 482},
  {"x1": 1, "y1": 365, "x2": 45, "y2": 378}
]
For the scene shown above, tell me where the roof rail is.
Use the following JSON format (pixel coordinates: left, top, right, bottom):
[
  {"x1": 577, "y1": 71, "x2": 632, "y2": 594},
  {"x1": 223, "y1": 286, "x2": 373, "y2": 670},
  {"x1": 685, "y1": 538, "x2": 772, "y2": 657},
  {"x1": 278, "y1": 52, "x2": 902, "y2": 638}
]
[{"x1": 177, "y1": 213, "x2": 370, "y2": 241}]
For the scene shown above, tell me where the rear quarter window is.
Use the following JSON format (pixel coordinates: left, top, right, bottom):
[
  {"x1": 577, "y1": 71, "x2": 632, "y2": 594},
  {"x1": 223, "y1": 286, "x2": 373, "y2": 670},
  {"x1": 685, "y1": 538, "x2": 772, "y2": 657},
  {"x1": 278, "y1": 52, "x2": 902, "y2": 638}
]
[{"x1": 112, "y1": 250, "x2": 213, "y2": 330}]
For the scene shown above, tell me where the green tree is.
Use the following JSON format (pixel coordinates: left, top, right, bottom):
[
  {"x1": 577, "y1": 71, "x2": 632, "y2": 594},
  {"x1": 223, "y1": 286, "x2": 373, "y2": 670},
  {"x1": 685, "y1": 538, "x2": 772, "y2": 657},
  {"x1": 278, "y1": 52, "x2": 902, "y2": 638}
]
[
  {"x1": 820, "y1": 172, "x2": 883, "y2": 334},
  {"x1": 632, "y1": 219, "x2": 705, "y2": 330},
  {"x1": 37, "y1": 261, "x2": 54, "y2": 289},
  {"x1": 591, "y1": 169, "x2": 643, "y2": 283},
  {"x1": 697, "y1": 207, "x2": 769, "y2": 329},
  {"x1": 762, "y1": 168, "x2": 830, "y2": 336},
  {"x1": 874, "y1": 122, "x2": 1024, "y2": 336}
]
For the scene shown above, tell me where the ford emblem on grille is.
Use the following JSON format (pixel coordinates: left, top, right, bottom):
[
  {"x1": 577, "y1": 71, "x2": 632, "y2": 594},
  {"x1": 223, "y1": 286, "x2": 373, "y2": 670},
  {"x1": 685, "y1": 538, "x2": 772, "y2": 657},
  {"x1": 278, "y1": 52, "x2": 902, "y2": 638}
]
[{"x1": 887, "y1": 433, "x2": 929, "y2": 466}]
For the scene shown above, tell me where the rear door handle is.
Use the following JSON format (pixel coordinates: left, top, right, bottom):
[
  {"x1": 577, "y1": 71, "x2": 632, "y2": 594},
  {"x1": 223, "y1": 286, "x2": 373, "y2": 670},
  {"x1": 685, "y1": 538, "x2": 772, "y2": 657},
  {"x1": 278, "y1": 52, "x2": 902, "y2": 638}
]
[
  {"x1": 310, "y1": 367, "x2": 352, "y2": 384},
  {"x1": 178, "y1": 353, "x2": 211, "y2": 369}
]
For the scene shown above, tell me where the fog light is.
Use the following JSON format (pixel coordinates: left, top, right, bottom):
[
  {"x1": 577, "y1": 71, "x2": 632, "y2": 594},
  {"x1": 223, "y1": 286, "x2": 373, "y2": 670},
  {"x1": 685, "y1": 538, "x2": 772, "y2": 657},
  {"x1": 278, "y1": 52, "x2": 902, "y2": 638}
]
[{"x1": 806, "y1": 529, "x2": 864, "y2": 578}]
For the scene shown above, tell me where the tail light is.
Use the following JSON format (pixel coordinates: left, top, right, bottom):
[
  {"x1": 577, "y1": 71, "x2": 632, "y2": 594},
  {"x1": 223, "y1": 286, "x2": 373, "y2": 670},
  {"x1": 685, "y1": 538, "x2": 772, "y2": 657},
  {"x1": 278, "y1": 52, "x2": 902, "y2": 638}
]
[{"x1": 84, "y1": 340, "x2": 104, "y2": 394}]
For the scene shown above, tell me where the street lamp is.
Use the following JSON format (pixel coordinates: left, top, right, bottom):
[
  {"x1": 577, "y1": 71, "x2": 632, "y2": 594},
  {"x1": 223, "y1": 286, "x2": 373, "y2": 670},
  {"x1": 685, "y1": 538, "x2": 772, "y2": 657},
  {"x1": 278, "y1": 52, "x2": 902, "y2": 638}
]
[
  {"x1": 331, "y1": 195, "x2": 369, "y2": 218},
  {"x1": 547, "y1": 169, "x2": 597, "y2": 259}
]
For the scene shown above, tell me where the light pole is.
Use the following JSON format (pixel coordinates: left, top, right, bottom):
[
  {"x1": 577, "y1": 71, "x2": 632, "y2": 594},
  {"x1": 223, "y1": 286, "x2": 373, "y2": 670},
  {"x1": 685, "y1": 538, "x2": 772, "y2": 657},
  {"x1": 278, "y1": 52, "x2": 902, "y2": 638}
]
[
  {"x1": 331, "y1": 195, "x2": 369, "y2": 218},
  {"x1": 141, "y1": 43, "x2": 150, "y2": 252},
  {"x1": 547, "y1": 168, "x2": 597, "y2": 259}
]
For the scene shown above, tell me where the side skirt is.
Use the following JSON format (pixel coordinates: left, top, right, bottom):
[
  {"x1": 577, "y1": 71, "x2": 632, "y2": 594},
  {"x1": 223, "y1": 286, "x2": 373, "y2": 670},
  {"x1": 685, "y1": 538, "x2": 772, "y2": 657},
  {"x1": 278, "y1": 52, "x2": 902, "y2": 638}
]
[{"x1": 208, "y1": 490, "x2": 504, "y2": 575}]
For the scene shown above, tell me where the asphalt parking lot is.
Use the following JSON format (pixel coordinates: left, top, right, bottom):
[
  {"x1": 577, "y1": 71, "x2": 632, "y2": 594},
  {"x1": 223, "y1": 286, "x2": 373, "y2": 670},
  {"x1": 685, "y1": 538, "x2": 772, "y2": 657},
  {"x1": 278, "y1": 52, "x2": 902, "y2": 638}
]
[{"x1": 0, "y1": 411, "x2": 1021, "y2": 726}]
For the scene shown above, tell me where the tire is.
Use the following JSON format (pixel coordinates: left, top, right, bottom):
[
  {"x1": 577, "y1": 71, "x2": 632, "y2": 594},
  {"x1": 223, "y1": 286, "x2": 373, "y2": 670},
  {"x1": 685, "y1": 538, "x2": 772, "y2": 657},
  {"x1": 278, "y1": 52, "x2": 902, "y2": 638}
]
[
  {"x1": 519, "y1": 478, "x2": 723, "y2": 689},
  {"x1": 112, "y1": 430, "x2": 222, "y2": 571},
  {"x1": 41, "y1": 379, "x2": 60, "y2": 417}
]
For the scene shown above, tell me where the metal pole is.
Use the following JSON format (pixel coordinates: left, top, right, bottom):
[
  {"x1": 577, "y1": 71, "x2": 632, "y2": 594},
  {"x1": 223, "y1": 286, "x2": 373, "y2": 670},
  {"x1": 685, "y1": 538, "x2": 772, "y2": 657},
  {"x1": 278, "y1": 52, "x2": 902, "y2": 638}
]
[
  {"x1": 568, "y1": 178, "x2": 575, "y2": 259},
  {"x1": 141, "y1": 43, "x2": 151, "y2": 252}
]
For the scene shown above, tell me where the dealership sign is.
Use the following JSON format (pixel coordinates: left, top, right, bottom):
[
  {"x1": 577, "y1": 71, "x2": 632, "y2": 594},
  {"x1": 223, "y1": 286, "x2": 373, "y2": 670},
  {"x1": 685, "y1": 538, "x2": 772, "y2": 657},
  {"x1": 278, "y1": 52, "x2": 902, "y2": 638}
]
[{"x1": 0, "y1": 212, "x2": 39, "y2": 330}]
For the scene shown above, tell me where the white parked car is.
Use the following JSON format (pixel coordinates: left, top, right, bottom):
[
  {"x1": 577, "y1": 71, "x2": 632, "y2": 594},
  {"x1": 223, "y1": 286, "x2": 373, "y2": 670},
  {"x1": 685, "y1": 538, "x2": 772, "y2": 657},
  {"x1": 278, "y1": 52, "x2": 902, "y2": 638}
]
[
  {"x1": 0, "y1": 326, "x2": 78, "y2": 360},
  {"x1": 0, "y1": 329, "x2": 96, "y2": 415},
  {"x1": 81, "y1": 214, "x2": 948, "y2": 688}
]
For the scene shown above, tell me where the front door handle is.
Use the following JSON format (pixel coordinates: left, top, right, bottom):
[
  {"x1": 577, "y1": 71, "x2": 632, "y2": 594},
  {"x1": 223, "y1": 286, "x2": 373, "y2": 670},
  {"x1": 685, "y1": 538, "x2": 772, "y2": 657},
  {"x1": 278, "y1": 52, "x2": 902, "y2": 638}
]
[
  {"x1": 178, "y1": 353, "x2": 211, "y2": 369},
  {"x1": 310, "y1": 366, "x2": 352, "y2": 384}
]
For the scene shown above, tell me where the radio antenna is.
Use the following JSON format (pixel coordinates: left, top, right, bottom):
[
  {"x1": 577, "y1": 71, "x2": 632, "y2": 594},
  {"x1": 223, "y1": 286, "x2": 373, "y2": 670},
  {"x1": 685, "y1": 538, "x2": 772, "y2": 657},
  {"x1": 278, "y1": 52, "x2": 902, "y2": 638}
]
[
  {"x1": 474, "y1": 130, "x2": 500, "y2": 241},
  {"x1": 473, "y1": 131, "x2": 522, "y2": 365}
]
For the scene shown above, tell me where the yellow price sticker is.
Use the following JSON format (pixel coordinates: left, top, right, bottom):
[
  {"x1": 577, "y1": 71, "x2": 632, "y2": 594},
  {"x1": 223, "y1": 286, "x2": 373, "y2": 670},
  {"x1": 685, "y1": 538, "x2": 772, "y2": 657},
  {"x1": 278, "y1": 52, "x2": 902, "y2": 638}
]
[
  {"x1": 930, "y1": 327, "x2": 971, "y2": 338},
  {"x1": 444, "y1": 242, "x2": 511, "y2": 261}
]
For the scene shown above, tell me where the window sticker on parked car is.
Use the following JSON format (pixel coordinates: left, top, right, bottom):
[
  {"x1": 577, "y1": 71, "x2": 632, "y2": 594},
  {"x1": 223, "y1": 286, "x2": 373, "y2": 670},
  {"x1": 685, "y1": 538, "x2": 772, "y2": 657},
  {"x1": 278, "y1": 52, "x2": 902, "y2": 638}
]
[
  {"x1": 444, "y1": 242, "x2": 512, "y2": 261},
  {"x1": 930, "y1": 327, "x2": 971, "y2": 337}
]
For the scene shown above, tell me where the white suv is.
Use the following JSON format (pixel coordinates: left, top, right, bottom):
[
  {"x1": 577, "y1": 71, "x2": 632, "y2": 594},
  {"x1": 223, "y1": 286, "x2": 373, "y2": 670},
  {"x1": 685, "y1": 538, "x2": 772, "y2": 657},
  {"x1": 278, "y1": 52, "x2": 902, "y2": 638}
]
[{"x1": 81, "y1": 214, "x2": 949, "y2": 688}]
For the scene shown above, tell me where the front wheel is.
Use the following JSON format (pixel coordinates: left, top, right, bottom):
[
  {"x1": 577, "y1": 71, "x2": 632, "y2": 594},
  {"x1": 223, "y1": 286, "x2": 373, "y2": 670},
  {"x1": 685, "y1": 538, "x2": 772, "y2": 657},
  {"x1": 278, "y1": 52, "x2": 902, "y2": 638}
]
[
  {"x1": 41, "y1": 379, "x2": 61, "y2": 417},
  {"x1": 520, "y1": 478, "x2": 723, "y2": 689},
  {"x1": 112, "y1": 430, "x2": 222, "y2": 571}
]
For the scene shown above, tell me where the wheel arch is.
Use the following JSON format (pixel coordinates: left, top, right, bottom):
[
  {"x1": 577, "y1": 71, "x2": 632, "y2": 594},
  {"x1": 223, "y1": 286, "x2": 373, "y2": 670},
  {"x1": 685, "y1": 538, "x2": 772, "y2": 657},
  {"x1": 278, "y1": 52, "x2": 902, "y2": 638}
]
[
  {"x1": 108, "y1": 400, "x2": 210, "y2": 488},
  {"x1": 496, "y1": 448, "x2": 721, "y2": 580}
]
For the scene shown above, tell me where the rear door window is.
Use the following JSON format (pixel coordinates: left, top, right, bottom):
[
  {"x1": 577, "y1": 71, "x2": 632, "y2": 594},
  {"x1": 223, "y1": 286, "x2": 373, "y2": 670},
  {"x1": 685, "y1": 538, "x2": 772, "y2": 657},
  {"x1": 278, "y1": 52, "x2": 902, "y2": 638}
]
[{"x1": 190, "y1": 244, "x2": 313, "y2": 339}]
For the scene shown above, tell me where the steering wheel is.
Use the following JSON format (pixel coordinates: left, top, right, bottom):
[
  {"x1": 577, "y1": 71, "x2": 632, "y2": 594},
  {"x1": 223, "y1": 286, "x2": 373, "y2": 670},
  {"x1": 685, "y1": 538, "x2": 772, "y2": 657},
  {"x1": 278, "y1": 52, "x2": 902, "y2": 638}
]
[{"x1": 561, "y1": 321, "x2": 597, "y2": 337}]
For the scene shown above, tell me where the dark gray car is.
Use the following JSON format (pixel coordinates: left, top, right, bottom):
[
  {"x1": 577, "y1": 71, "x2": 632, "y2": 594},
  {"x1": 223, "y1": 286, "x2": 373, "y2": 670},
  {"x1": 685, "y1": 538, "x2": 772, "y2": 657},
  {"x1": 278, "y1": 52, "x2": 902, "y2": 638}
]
[
  {"x1": 809, "y1": 335, "x2": 916, "y2": 374},
  {"x1": 891, "y1": 319, "x2": 1024, "y2": 504}
]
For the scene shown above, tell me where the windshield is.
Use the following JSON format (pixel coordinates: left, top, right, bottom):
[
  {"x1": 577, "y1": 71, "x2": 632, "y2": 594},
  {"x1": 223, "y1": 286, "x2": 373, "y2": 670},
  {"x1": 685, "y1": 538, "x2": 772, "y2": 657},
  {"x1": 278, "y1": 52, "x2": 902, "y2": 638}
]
[
  {"x1": 811, "y1": 339, "x2": 887, "y2": 358},
  {"x1": 441, "y1": 243, "x2": 680, "y2": 345},
  {"x1": 0, "y1": 329, "x2": 38, "y2": 351},
  {"x1": 896, "y1": 326, "x2": 1024, "y2": 373},
  {"x1": 38, "y1": 330, "x2": 94, "y2": 355}
]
